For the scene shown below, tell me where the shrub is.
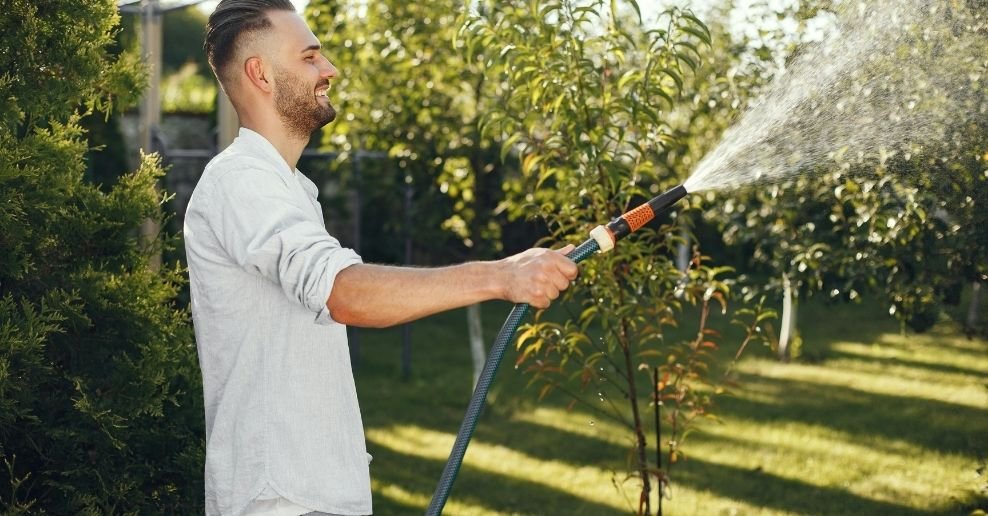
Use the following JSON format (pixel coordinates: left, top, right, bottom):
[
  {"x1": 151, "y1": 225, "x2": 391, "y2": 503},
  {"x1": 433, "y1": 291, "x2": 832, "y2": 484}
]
[{"x1": 0, "y1": 0, "x2": 203, "y2": 512}]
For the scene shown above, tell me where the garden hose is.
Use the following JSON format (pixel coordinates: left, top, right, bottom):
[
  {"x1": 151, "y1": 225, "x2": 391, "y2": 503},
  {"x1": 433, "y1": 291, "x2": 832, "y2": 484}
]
[{"x1": 426, "y1": 184, "x2": 688, "y2": 515}]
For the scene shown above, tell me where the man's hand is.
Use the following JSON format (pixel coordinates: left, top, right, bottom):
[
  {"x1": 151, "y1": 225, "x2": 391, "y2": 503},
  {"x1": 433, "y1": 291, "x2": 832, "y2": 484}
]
[{"x1": 496, "y1": 245, "x2": 579, "y2": 308}]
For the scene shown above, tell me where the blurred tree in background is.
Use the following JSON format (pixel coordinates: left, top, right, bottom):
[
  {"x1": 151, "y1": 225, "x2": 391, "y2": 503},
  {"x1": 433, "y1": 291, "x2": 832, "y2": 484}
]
[
  {"x1": 697, "y1": 0, "x2": 988, "y2": 349},
  {"x1": 0, "y1": 0, "x2": 203, "y2": 512}
]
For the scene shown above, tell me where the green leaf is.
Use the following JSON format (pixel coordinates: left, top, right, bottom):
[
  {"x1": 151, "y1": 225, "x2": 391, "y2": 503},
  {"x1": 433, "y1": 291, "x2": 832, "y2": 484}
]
[
  {"x1": 501, "y1": 133, "x2": 523, "y2": 163},
  {"x1": 660, "y1": 67, "x2": 683, "y2": 92},
  {"x1": 628, "y1": 0, "x2": 643, "y2": 24},
  {"x1": 680, "y1": 13, "x2": 711, "y2": 44},
  {"x1": 676, "y1": 52, "x2": 698, "y2": 71}
]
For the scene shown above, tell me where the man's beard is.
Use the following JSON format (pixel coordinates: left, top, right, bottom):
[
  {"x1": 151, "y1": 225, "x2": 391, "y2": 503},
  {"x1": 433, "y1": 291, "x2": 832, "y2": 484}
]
[{"x1": 272, "y1": 65, "x2": 337, "y2": 139}]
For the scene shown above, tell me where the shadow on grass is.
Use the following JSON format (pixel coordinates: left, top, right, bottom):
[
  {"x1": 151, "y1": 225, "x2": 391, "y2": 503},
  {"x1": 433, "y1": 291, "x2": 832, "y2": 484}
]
[
  {"x1": 670, "y1": 455, "x2": 933, "y2": 516},
  {"x1": 370, "y1": 409, "x2": 941, "y2": 515},
  {"x1": 367, "y1": 444, "x2": 627, "y2": 515},
  {"x1": 721, "y1": 371, "x2": 986, "y2": 455},
  {"x1": 473, "y1": 414, "x2": 628, "y2": 464},
  {"x1": 824, "y1": 346, "x2": 988, "y2": 379}
]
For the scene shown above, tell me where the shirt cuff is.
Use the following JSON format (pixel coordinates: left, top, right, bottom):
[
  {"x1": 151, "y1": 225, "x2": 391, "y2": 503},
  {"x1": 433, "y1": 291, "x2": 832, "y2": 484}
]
[{"x1": 313, "y1": 251, "x2": 363, "y2": 326}]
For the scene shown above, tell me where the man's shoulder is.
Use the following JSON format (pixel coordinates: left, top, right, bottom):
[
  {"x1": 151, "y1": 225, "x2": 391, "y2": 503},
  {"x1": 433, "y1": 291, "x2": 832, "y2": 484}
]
[
  {"x1": 194, "y1": 149, "x2": 286, "y2": 197},
  {"x1": 203, "y1": 145, "x2": 280, "y2": 183}
]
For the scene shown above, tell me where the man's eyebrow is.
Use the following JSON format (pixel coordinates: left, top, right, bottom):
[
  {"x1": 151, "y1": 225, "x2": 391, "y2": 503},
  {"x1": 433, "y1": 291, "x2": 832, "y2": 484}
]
[{"x1": 301, "y1": 44, "x2": 321, "y2": 53}]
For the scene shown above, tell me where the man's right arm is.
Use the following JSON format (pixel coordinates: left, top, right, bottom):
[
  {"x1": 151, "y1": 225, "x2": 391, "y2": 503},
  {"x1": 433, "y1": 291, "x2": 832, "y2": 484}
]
[{"x1": 327, "y1": 245, "x2": 578, "y2": 328}]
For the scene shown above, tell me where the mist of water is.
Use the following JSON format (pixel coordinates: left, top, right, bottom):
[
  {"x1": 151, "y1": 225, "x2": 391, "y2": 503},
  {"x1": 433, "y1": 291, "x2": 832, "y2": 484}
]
[{"x1": 683, "y1": 0, "x2": 987, "y2": 193}]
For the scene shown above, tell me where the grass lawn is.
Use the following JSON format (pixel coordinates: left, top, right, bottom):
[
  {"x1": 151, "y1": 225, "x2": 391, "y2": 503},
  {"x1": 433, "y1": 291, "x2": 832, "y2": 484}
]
[{"x1": 351, "y1": 293, "x2": 988, "y2": 515}]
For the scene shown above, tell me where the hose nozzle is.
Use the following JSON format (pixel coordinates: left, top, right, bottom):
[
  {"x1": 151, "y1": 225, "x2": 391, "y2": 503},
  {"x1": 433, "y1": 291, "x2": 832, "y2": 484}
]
[{"x1": 589, "y1": 184, "x2": 688, "y2": 253}]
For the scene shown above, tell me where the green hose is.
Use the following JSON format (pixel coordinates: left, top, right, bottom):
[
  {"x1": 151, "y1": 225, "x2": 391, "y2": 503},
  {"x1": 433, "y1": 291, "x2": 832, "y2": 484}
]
[{"x1": 425, "y1": 237, "x2": 600, "y2": 515}]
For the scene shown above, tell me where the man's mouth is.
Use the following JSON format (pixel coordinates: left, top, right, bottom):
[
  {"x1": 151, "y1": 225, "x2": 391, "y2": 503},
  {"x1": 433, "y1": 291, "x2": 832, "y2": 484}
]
[{"x1": 315, "y1": 84, "x2": 330, "y2": 98}]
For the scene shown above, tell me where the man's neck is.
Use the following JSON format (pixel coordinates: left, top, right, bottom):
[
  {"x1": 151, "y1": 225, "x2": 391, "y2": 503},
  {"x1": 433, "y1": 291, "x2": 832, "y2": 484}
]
[{"x1": 241, "y1": 121, "x2": 308, "y2": 171}]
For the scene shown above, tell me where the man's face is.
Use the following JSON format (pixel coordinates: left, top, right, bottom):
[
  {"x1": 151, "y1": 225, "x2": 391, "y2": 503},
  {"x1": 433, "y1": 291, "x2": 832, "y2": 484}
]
[
  {"x1": 273, "y1": 62, "x2": 336, "y2": 139},
  {"x1": 267, "y1": 11, "x2": 338, "y2": 138}
]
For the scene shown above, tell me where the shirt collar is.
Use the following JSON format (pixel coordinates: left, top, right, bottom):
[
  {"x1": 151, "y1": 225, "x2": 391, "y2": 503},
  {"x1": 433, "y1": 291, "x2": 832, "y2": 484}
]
[{"x1": 235, "y1": 127, "x2": 299, "y2": 176}]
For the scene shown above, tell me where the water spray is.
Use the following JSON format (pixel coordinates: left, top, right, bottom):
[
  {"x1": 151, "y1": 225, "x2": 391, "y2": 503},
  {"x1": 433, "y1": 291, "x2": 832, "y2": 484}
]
[{"x1": 426, "y1": 184, "x2": 689, "y2": 515}]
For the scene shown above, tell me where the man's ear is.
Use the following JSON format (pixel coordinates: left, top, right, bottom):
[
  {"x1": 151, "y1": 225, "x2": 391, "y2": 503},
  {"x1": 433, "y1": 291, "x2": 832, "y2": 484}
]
[{"x1": 244, "y1": 56, "x2": 273, "y2": 94}]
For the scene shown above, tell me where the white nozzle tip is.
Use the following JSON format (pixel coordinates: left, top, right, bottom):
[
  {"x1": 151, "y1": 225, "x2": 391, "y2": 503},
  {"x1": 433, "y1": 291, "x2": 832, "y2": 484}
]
[{"x1": 589, "y1": 225, "x2": 615, "y2": 253}]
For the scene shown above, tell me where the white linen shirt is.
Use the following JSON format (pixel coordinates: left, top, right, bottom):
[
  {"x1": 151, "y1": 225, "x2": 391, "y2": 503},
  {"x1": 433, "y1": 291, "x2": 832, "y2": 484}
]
[{"x1": 184, "y1": 128, "x2": 370, "y2": 516}]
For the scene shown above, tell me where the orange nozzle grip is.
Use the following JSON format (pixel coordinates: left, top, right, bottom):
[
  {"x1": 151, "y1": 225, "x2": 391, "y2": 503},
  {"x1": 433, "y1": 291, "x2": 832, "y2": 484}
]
[{"x1": 621, "y1": 203, "x2": 655, "y2": 232}]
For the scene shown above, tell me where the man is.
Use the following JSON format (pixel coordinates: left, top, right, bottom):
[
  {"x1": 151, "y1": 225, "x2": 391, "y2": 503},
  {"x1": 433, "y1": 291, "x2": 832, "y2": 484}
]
[{"x1": 186, "y1": 1, "x2": 579, "y2": 514}]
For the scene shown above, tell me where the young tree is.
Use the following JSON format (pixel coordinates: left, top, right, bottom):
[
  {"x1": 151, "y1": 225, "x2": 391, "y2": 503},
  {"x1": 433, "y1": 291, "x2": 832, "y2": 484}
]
[
  {"x1": 463, "y1": 1, "x2": 771, "y2": 513},
  {"x1": 0, "y1": 0, "x2": 202, "y2": 512}
]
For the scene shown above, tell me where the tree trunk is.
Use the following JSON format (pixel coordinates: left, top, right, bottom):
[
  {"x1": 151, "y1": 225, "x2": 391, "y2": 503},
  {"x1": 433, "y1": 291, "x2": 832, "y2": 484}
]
[
  {"x1": 675, "y1": 225, "x2": 690, "y2": 273},
  {"x1": 966, "y1": 281, "x2": 982, "y2": 335},
  {"x1": 778, "y1": 273, "x2": 798, "y2": 363},
  {"x1": 467, "y1": 303, "x2": 485, "y2": 389},
  {"x1": 618, "y1": 319, "x2": 651, "y2": 515}
]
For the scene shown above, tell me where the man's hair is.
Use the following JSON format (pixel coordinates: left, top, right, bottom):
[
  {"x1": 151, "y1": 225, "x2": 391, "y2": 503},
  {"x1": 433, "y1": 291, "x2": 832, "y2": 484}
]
[{"x1": 204, "y1": 0, "x2": 295, "y2": 84}]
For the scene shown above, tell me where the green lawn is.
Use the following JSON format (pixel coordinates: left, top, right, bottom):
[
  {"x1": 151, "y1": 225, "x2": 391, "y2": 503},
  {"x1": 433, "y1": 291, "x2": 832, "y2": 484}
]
[{"x1": 351, "y1": 294, "x2": 988, "y2": 515}]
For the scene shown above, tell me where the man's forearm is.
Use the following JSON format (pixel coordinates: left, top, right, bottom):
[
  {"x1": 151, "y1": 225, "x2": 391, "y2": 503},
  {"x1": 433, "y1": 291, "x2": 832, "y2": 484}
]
[
  {"x1": 327, "y1": 246, "x2": 579, "y2": 328},
  {"x1": 327, "y1": 262, "x2": 505, "y2": 328}
]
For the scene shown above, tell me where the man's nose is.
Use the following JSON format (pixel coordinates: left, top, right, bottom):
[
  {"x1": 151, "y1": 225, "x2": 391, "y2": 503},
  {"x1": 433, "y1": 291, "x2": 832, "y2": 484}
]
[{"x1": 320, "y1": 56, "x2": 338, "y2": 79}]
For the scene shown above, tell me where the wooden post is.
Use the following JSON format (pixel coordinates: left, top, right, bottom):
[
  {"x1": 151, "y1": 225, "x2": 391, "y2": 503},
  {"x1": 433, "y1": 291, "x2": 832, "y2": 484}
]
[
  {"x1": 138, "y1": 0, "x2": 161, "y2": 154},
  {"x1": 139, "y1": 0, "x2": 163, "y2": 270},
  {"x1": 217, "y1": 90, "x2": 239, "y2": 150}
]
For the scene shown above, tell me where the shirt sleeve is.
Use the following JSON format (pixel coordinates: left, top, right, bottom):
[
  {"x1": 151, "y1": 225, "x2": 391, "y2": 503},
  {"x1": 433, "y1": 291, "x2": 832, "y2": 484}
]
[{"x1": 209, "y1": 166, "x2": 362, "y2": 325}]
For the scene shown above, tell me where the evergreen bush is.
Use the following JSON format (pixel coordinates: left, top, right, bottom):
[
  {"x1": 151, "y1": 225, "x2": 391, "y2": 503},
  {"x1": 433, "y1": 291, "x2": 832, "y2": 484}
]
[{"x1": 0, "y1": 0, "x2": 203, "y2": 512}]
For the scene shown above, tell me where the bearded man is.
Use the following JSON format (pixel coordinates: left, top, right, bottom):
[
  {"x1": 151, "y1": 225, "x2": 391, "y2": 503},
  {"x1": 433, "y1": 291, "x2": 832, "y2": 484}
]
[{"x1": 185, "y1": 1, "x2": 579, "y2": 515}]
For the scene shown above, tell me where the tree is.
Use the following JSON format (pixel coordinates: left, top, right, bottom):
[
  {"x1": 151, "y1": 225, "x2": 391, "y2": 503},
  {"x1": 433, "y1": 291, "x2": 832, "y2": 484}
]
[
  {"x1": 463, "y1": 1, "x2": 772, "y2": 513},
  {"x1": 0, "y1": 0, "x2": 203, "y2": 512}
]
